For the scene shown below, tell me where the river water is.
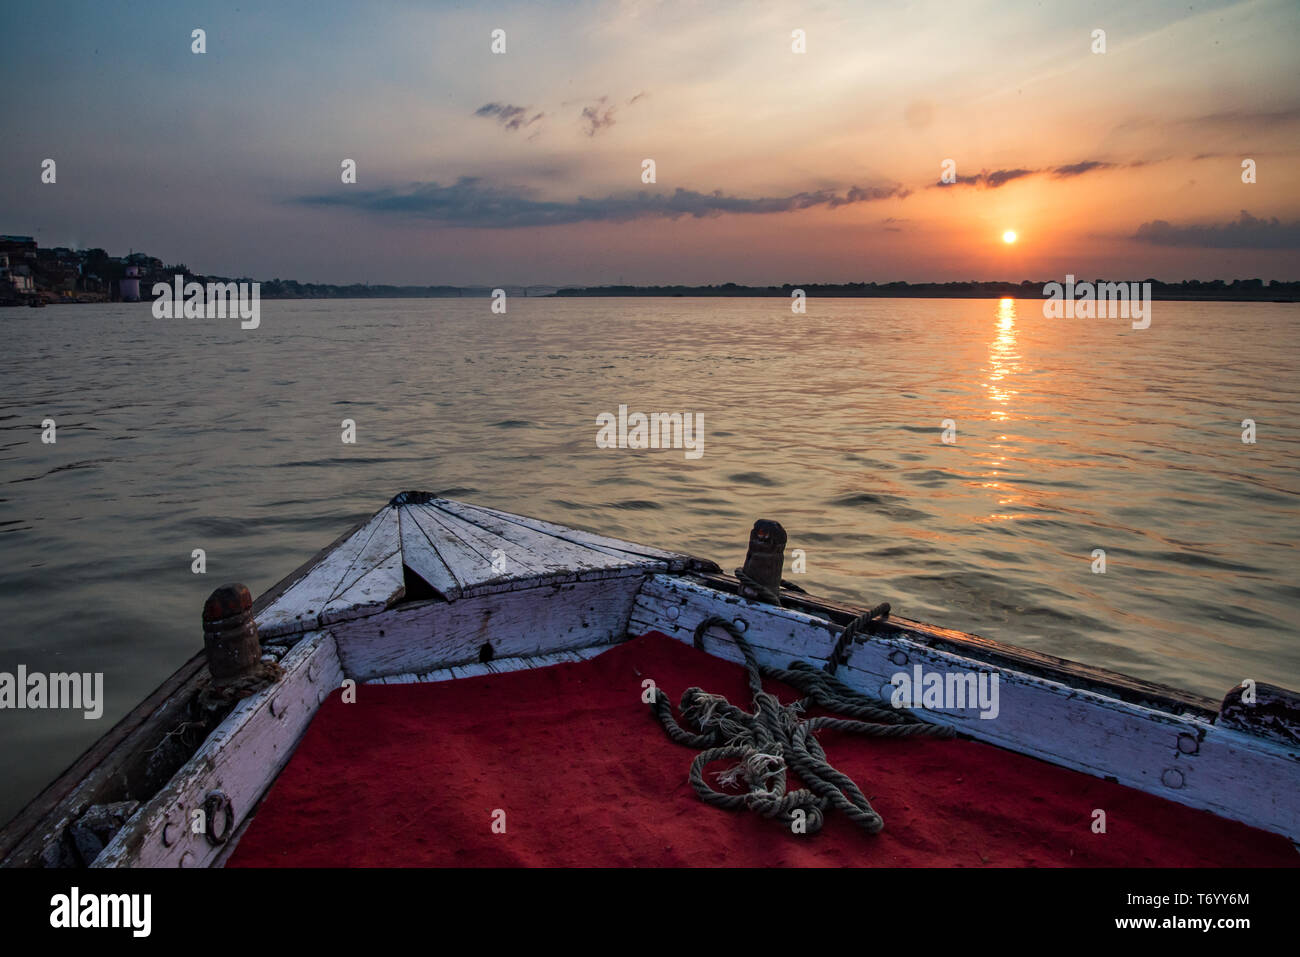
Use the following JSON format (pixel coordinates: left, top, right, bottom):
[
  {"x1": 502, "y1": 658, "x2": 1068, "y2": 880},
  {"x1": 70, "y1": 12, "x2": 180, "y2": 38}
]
[{"x1": 1, "y1": 296, "x2": 1297, "y2": 823}]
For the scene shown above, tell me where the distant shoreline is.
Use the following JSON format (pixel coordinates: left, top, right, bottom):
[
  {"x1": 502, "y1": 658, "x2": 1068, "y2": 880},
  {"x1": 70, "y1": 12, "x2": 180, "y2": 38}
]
[
  {"x1": 549, "y1": 281, "x2": 1299, "y2": 302},
  {"x1": 9, "y1": 290, "x2": 1296, "y2": 305},
  {"x1": 5, "y1": 236, "x2": 1296, "y2": 304},
  {"x1": 7, "y1": 278, "x2": 1299, "y2": 307}
]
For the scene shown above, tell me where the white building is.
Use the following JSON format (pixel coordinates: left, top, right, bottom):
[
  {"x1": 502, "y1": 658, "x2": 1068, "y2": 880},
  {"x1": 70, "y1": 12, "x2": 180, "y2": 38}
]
[{"x1": 0, "y1": 254, "x2": 35, "y2": 294}]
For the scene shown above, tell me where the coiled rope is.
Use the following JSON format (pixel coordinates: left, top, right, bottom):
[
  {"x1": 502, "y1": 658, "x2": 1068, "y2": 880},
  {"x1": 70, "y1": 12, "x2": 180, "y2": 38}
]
[{"x1": 650, "y1": 614, "x2": 955, "y2": 835}]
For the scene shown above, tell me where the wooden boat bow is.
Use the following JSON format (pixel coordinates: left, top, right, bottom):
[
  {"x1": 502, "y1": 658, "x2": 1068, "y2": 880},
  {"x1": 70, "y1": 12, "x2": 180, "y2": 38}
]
[{"x1": 1, "y1": 493, "x2": 1295, "y2": 868}]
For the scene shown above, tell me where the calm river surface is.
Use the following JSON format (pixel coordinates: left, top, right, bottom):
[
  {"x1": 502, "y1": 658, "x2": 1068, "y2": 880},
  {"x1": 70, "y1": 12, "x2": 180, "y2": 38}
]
[{"x1": 1, "y1": 296, "x2": 1297, "y2": 822}]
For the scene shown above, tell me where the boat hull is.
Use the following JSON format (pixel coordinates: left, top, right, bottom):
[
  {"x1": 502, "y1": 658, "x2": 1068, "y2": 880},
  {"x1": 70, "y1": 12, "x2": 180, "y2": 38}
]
[{"x1": 1, "y1": 495, "x2": 1295, "y2": 867}]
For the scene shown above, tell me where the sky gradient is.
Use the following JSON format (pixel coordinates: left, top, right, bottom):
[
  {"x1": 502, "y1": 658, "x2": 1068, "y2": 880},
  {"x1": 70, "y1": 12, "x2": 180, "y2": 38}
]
[{"x1": 2, "y1": 0, "x2": 1298, "y2": 285}]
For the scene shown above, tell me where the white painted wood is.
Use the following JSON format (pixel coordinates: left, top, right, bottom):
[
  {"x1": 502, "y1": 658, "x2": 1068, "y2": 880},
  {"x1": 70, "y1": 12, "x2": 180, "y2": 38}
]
[
  {"x1": 398, "y1": 505, "x2": 463, "y2": 599},
  {"x1": 432, "y1": 499, "x2": 648, "y2": 573},
  {"x1": 255, "y1": 512, "x2": 387, "y2": 633},
  {"x1": 630, "y1": 579, "x2": 837, "y2": 674},
  {"x1": 403, "y1": 503, "x2": 662, "y2": 597},
  {"x1": 256, "y1": 498, "x2": 688, "y2": 641},
  {"x1": 329, "y1": 576, "x2": 643, "y2": 681},
  {"x1": 404, "y1": 504, "x2": 512, "y2": 590},
  {"x1": 464, "y1": 500, "x2": 687, "y2": 567},
  {"x1": 331, "y1": 505, "x2": 401, "y2": 598},
  {"x1": 631, "y1": 574, "x2": 1300, "y2": 842},
  {"x1": 319, "y1": 549, "x2": 405, "y2": 626},
  {"x1": 411, "y1": 503, "x2": 555, "y2": 577},
  {"x1": 368, "y1": 645, "x2": 613, "y2": 685},
  {"x1": 401, "y1": 503, "x2": 648, "y2": 598},
  {"x1": 209, "y1": 813, "x2": 256, "y2": 869},
  {"x1": 92, "y1": 631, "x2": 345, "y2": 867},
  {"x1": 256, "y1": 510, "x2": 404, "y2": 637}
]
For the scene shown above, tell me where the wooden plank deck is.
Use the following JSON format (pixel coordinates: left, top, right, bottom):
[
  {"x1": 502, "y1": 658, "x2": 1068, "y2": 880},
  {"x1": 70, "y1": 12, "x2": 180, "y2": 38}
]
[
  {"x1": 257, "y1": 496, "x2": 701, "y2": 640},
  {"x1": 367, "y1": 645, "x2": 614, "y2": 685},
  {"x1": 256, "y1": 509, "x2": 405, "y2": 637}
]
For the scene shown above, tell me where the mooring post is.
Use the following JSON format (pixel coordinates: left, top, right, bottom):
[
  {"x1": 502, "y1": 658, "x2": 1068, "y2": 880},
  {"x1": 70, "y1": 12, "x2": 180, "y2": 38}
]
[
  {"x1": 1217, "y1": 681, "x2": 1300, "y2": 747},
  {"x1": 736, "y1": 519, "x2": 787, "y2": 604},
  {"x1": 202, "y1": 583, "x2": 263, "y2": 683}
]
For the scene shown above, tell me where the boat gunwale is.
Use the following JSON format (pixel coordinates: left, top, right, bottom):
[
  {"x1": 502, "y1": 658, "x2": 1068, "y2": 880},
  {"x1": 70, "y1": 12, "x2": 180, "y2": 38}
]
[
  {"x1": 633, "y1": 573, "x2": 1299, "y2": 842},
  {"x1": 690, "y1": 571, "x2": 1222, "y2": 720},
  {"x1": 0, "y1": 512, "x2": 376, "y2": 868},
  {"x1": 1, "y1": 498, "x2": 1292, "y2": 866}
]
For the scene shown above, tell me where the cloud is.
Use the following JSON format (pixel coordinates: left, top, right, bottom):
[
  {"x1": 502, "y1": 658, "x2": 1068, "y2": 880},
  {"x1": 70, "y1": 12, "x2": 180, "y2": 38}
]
[
  {"x1": 474, "y1": 103, "x2": 545, "y2": 132},
  {"x1": 933, "y1": 168, "x2": 1034, "y2": 189},
  {"x1": 934, "y1": 159, "x2": 1124, "y2": 189},
  {"x1": 1111, "y1": 106, "x2": 1300, "y2": 140},
  {"x1": 1051, "y1": 160, "x2": 1114, "y2": 177},
  {"x1": 295, "y1": 177, "x2": 911, "y2": 228},
  {"x1": 984, "y1": 168, "x2": 1034, "y2": 188},
  {"x1": 481, "y1": 93, "x2": 645, "y2": 139},
  {"x1": 581, "y1": 97, "x2": 617, "y2": 136},
  {"x1": 1188, "y1": 106, "x2": 1300, "y2": 129},
  {"x1": 1133, "y1": 210, "x2": 1300, "y2": 248}
]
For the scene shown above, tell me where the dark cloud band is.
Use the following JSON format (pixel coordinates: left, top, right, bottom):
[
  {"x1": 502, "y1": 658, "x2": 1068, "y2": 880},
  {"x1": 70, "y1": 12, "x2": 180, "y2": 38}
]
[
  {"x1": 474, "y1": 103, "x2": 545, "y2": 131},
  {"x1": 296, "y1": 178, "x2": 910, "y2": 227},
  {"x1": 934, "y1": 160, "x2": 1120, "y2": 188},
  {"x1": 1134, "y1": 211, "x2": 1300, "y2": 249}
]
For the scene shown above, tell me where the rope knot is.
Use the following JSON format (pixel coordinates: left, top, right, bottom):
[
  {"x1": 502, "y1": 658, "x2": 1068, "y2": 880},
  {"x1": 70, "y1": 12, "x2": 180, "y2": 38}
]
[
  {"x1": 720, "y1": 749, "x2": 783, "y2": 790},
  {"x1": 682, "y1": 689, "x2": 728, "y2": 730},
  {"x1": 658, "y1": 614, "x2": 955, "y2": 838}
]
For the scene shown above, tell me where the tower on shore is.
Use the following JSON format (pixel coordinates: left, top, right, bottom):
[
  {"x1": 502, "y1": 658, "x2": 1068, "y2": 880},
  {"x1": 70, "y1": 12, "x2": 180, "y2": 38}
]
[{"x1": 120, "y1": 265, "x2": 141, "y2": 302}]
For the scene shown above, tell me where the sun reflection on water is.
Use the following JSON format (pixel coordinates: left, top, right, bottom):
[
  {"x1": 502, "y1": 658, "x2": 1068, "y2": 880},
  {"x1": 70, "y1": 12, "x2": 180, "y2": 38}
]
[
  {"x1": 986, "y1": 298, "x2": 1021, "y2": 419},
  {"x1": 977, "y1": 298, "x2": 1032, "y2": 522}
]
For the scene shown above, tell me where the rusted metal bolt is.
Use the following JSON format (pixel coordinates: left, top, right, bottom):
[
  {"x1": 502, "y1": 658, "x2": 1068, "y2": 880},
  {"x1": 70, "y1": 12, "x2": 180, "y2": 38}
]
[{"x1": 203, "y1": 583, "x2": 262, "y2": 683}]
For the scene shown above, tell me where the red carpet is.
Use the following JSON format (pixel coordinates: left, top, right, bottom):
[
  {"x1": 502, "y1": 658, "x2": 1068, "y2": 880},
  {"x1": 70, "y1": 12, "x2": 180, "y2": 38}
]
[{"x1": 229, "y1": 632, "x2": 1298, "y2": 867}]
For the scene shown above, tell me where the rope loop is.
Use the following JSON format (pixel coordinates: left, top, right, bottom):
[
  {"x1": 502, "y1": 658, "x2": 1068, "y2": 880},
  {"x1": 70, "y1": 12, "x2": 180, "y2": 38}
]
[
  {"x1": 823, "y1": 602, "x2": 891, "y2": 675},
  {"x1": 653, "y1": 614, "x2": 955, "y2": 837}
]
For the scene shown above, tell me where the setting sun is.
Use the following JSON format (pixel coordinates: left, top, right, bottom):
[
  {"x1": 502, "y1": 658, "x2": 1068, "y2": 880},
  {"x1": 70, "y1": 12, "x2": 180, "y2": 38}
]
[{"x1": 1002, "y1": 230, "x2": 1017, "y2": 244}]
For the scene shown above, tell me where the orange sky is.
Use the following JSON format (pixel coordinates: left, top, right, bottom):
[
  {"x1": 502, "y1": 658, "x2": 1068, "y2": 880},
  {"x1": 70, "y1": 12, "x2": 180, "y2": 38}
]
[{"x1": 2, "y1": 0, "x2": 1297, "y2": 283}]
